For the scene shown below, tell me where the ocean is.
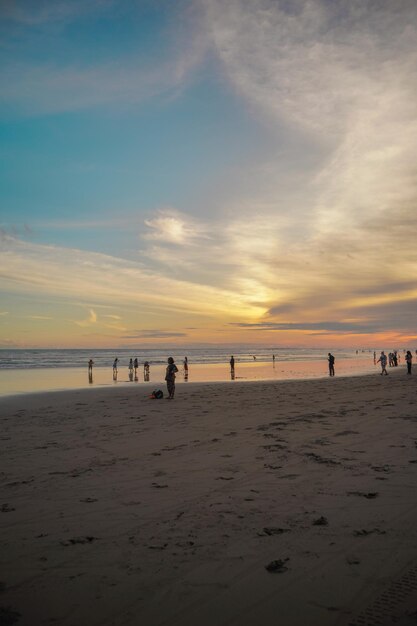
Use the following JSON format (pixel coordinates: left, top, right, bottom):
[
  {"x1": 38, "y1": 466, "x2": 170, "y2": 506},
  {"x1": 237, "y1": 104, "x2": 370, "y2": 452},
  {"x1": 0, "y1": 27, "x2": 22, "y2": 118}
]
[
  {"x1": 0, "y1": 346, "x2": 373, "y2": 370},
  {"x1": 0, "y1": 347, "x2": 379, "y2": 397}
]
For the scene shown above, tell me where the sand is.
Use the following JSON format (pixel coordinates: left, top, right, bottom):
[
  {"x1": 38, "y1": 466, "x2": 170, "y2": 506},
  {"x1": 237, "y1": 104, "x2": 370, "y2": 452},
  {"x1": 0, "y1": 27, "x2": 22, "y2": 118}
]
[{"x1": 1, "y1": 370, "x2": 417, "y2": 626}]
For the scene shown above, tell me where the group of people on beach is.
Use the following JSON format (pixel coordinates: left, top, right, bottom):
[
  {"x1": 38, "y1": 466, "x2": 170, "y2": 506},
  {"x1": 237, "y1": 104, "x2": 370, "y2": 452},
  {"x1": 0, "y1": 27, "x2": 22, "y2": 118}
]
[
  {"x1": 101, "y1": 356, "x2": 188, "y2": 397},
  {"x1": 376, "y1": 350, "x2": 413, "y2": 375}
]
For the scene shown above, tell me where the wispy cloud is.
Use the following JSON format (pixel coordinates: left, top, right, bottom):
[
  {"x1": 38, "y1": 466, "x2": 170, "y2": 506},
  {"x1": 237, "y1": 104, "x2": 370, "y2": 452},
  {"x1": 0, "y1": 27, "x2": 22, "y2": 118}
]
[
  {"x1": 25, "y1": 315, "x2": 53, "y2": 320},
  {"x1": 122, "y1": 330, "x2": 187, "y2": 339},
  {"x1": 0, "y1": 4, "x2": 207, "y2": 116},
  {"x1": 144, "y1": 208, "x2": 210, "y2": 245}
]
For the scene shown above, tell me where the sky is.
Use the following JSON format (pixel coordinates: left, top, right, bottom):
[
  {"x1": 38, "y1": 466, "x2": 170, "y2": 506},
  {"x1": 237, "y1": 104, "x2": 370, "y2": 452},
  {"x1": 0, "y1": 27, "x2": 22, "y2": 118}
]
[{"x1": 1, "y1": 0, "x2": 417, "y2": 349}]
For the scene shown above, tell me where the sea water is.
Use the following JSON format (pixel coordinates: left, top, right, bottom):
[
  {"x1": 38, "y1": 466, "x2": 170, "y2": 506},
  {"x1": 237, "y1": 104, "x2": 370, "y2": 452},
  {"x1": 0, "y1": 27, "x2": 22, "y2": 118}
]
[{"x1": 0, "y1": 347, "x2": 379, "y2": 397}]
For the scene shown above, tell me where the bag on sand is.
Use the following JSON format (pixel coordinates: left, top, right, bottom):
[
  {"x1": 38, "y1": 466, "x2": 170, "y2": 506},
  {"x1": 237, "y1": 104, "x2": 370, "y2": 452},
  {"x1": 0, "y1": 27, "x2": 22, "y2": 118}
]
[{"x1": 150, "y1": 389, "x2": 164, "y2": 399}]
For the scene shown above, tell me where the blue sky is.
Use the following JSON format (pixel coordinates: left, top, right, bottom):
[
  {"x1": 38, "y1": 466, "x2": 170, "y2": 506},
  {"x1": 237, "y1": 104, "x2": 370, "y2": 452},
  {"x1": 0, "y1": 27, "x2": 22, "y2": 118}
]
[{"x1": 1, "y1": 0, "x2": 417, "y2": 348}]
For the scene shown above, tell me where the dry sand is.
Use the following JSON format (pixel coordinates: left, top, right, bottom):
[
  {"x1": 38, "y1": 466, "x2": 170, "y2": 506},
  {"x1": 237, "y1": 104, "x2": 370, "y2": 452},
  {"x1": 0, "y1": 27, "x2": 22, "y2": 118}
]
[{"x1": 1, "y1": 370, "x2": 417, "y2": 626}]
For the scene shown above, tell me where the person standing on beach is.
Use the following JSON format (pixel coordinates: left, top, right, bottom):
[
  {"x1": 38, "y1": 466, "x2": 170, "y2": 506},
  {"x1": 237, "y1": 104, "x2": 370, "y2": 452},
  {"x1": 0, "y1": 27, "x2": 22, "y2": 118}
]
[
  {"x1": 328, "y1": 353, "x2": 335, "y2": 376},
  {"x1": 165, "y1": 357, "x2": 178, "y2": 399},
  {"x1": 183, "y1": 356, "x2": 188, "y2": 380},
  {"x1": 133, "y1": 358, "x2": 138, "y2": 375},
  {"x1": 405, "y1": 350, "x2": 412, "y2": 375},
  {"x1": 377, "y1": 351, "x2": 388, "y2": 375},
  {"x1": 230, "y1": 356, "x2": 235, "y2": 372},
  {"x1": 144, "y1": 361, "x2": 150, "y2": 381},
  {"x1": 88, "y1": 359, "x2": 94, "y2": 374},
  {"x1": 112, "y1": 358, "x2": 118, "y2": 381}
]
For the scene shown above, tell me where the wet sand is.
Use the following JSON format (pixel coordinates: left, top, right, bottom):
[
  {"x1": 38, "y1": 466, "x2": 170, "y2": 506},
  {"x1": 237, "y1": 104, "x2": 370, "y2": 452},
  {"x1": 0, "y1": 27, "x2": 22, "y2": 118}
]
[
  {"x1": 1, "y1": 369, "x2": 417, "y2": 625},
  {"x1": 0, "y1": 356, "x2": 375, "y2": 397}
]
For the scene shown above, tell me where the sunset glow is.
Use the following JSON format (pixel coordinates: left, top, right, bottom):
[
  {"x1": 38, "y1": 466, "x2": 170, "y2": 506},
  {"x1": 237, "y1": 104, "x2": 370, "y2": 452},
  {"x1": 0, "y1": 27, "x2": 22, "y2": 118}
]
[{"x1": 1, "y1": 0, "x2": 416, "y2": 348}]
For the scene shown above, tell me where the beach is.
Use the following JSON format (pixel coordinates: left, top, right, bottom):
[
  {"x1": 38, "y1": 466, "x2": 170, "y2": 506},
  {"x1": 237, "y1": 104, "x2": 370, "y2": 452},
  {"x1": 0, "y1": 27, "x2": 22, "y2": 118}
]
[{"x1": 1, "y1": 370, "x2": 417, "y2": 625}]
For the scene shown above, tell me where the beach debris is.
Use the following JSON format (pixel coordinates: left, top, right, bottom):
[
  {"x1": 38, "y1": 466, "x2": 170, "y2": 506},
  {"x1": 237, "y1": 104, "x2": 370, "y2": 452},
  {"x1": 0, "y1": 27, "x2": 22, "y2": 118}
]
[
  {"x1": 371, "y1": 464, "x2": 392, "y2": 473},
  {"x1": 353, "y1": 528, "x2": 386, "y2": 537},
  {"x1": 312, "y1": 516, "x2": 329, "y2": 526},
  {"x1": 305, "y1": 453, "x2": 341, "y2": 466},
  {"x1": 347, "y1": 491, "x2": 379, "y2": 499},
  {"x1": 265, "y1": 558, "x2": 289, "y2": 573},
  {"x1": 335, "y1": 430, "x2": 360, "y2": 436},
  {"x1": 216, "y1": 476, "x2": 234, "y2": 481},
  {"x1": 0, "y1": 605, "x2": 21, "y2": 625},
  {"x1": 60, "y1": 536, "x2": 98, "y2": 546},
  {"x1": 151, "y1": 483, "x2": 168, "y2": 488},
  {"x1": 1, "y1": 504, "x2": 15, "y2": 513},
  {"x1": 79, "y1": 497, "x2": 98, "y2": 503},
  {"x1": 148, "y1": 544, "x2": 168, "y2": 550},
  {"x1": 260, "y1": 527, "x2": 291, "y2": 536},
  {"x1": 5, "y1": 479, "x2": 34, "y2": 488}
]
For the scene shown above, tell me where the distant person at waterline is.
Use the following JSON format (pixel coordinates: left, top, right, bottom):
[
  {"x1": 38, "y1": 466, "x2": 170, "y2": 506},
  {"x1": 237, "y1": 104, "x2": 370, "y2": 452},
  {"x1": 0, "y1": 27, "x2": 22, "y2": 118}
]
[
  {"x1": 328, "y1": 353, "x2": 335, "y2": 377},
  {"x1": 88, "y1": 359, "x2": 94, "y2": 374},
  {"x1": 377, "y1": 351, "x2": 388, "y2": 375},
  {"x1": 405, "y1": 351, "x2": 412, "y2": 375},
  {"x1": 113, "y1": 358, "x2": 118, "y2": 372},
  {"x1": 133, "y1": 358, "x2": 138, "y2": 375},
  {"x1": 230, "y1": 356, "x2": 235, "y2": 371}
]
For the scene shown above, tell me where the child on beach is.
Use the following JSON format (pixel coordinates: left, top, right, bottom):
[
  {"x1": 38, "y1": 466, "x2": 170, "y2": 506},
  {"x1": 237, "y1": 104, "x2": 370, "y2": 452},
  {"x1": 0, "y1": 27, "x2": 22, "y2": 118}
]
[{"x1": 165, "y1": 357, "x2": 178, "y2": 399}]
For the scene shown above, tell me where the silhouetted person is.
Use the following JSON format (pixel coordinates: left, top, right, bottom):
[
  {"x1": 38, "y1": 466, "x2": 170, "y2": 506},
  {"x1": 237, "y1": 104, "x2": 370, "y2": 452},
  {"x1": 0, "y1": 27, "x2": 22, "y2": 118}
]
[
  {"x1": 328, "y1": 353, "x2": 335, "y2": 376},
  {"x1": 183, "y1": 357, "x2": 189, "y2": 381},
  {"x1": 405, "y1": 350, "x2": 412, "y2": 375},
  {"x1": 165, "y1": 357, "x2": 178, "y2": 399},
  {"x1": 128, "y1": 358, "x2": 134, "y2": 374},
  {"x1": 230, "y1": 356, "x2": 235, "y2": 372},
  {"x1": 88, "y1": 359, "x2": 94, "y2": 374},
  {"x1": 134, "y1": 358, "x2": 138, "y2": 375}
]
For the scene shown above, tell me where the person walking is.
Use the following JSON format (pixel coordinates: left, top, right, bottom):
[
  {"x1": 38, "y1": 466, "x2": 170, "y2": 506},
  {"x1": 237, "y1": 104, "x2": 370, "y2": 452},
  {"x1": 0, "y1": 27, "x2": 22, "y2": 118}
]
[
  {"x1": 328, "y1": 353, "x2": 335, "y2": 376},
  {"x1": 377, "y1": 351, "x2": 388, "y2": 375},
  {"x1": 405, "y1": 350, "x2": 413, "y2": 375},
  {"x1": 165, "y1": 357, "x2": 178, "y2": 399}
]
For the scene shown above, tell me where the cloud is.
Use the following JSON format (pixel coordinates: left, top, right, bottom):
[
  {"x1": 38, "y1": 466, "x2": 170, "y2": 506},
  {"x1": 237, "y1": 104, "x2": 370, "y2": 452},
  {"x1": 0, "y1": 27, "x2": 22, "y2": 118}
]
[
  {"x1": 122, "y1": 330, "x2": 187, "y2": 339},
  {"x1": 143, "y1": 208, "x2": 210, "y2": 245},
  {"x1": 25, "y1": 315, "x2": 53, "y2": 320},
  {"x1": 0, "y1": 4, "x2": 207, "y2": 116},
  {"x1": 230, "y1": 321, "x2": 380, "y2": 334},
  {"x1": 0, "y1": 232, "x2": 263, "y2": 322},
  {"x1": 73, "y1": 308, "x2": 97, "y2": 327}
]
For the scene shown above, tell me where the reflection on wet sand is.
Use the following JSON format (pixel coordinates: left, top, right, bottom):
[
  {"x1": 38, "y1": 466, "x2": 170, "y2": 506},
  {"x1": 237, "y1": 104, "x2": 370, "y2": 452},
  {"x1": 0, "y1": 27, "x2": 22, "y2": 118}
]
[{"x1": 0, "y1": 358, "x2": 377, "y2": 397}]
